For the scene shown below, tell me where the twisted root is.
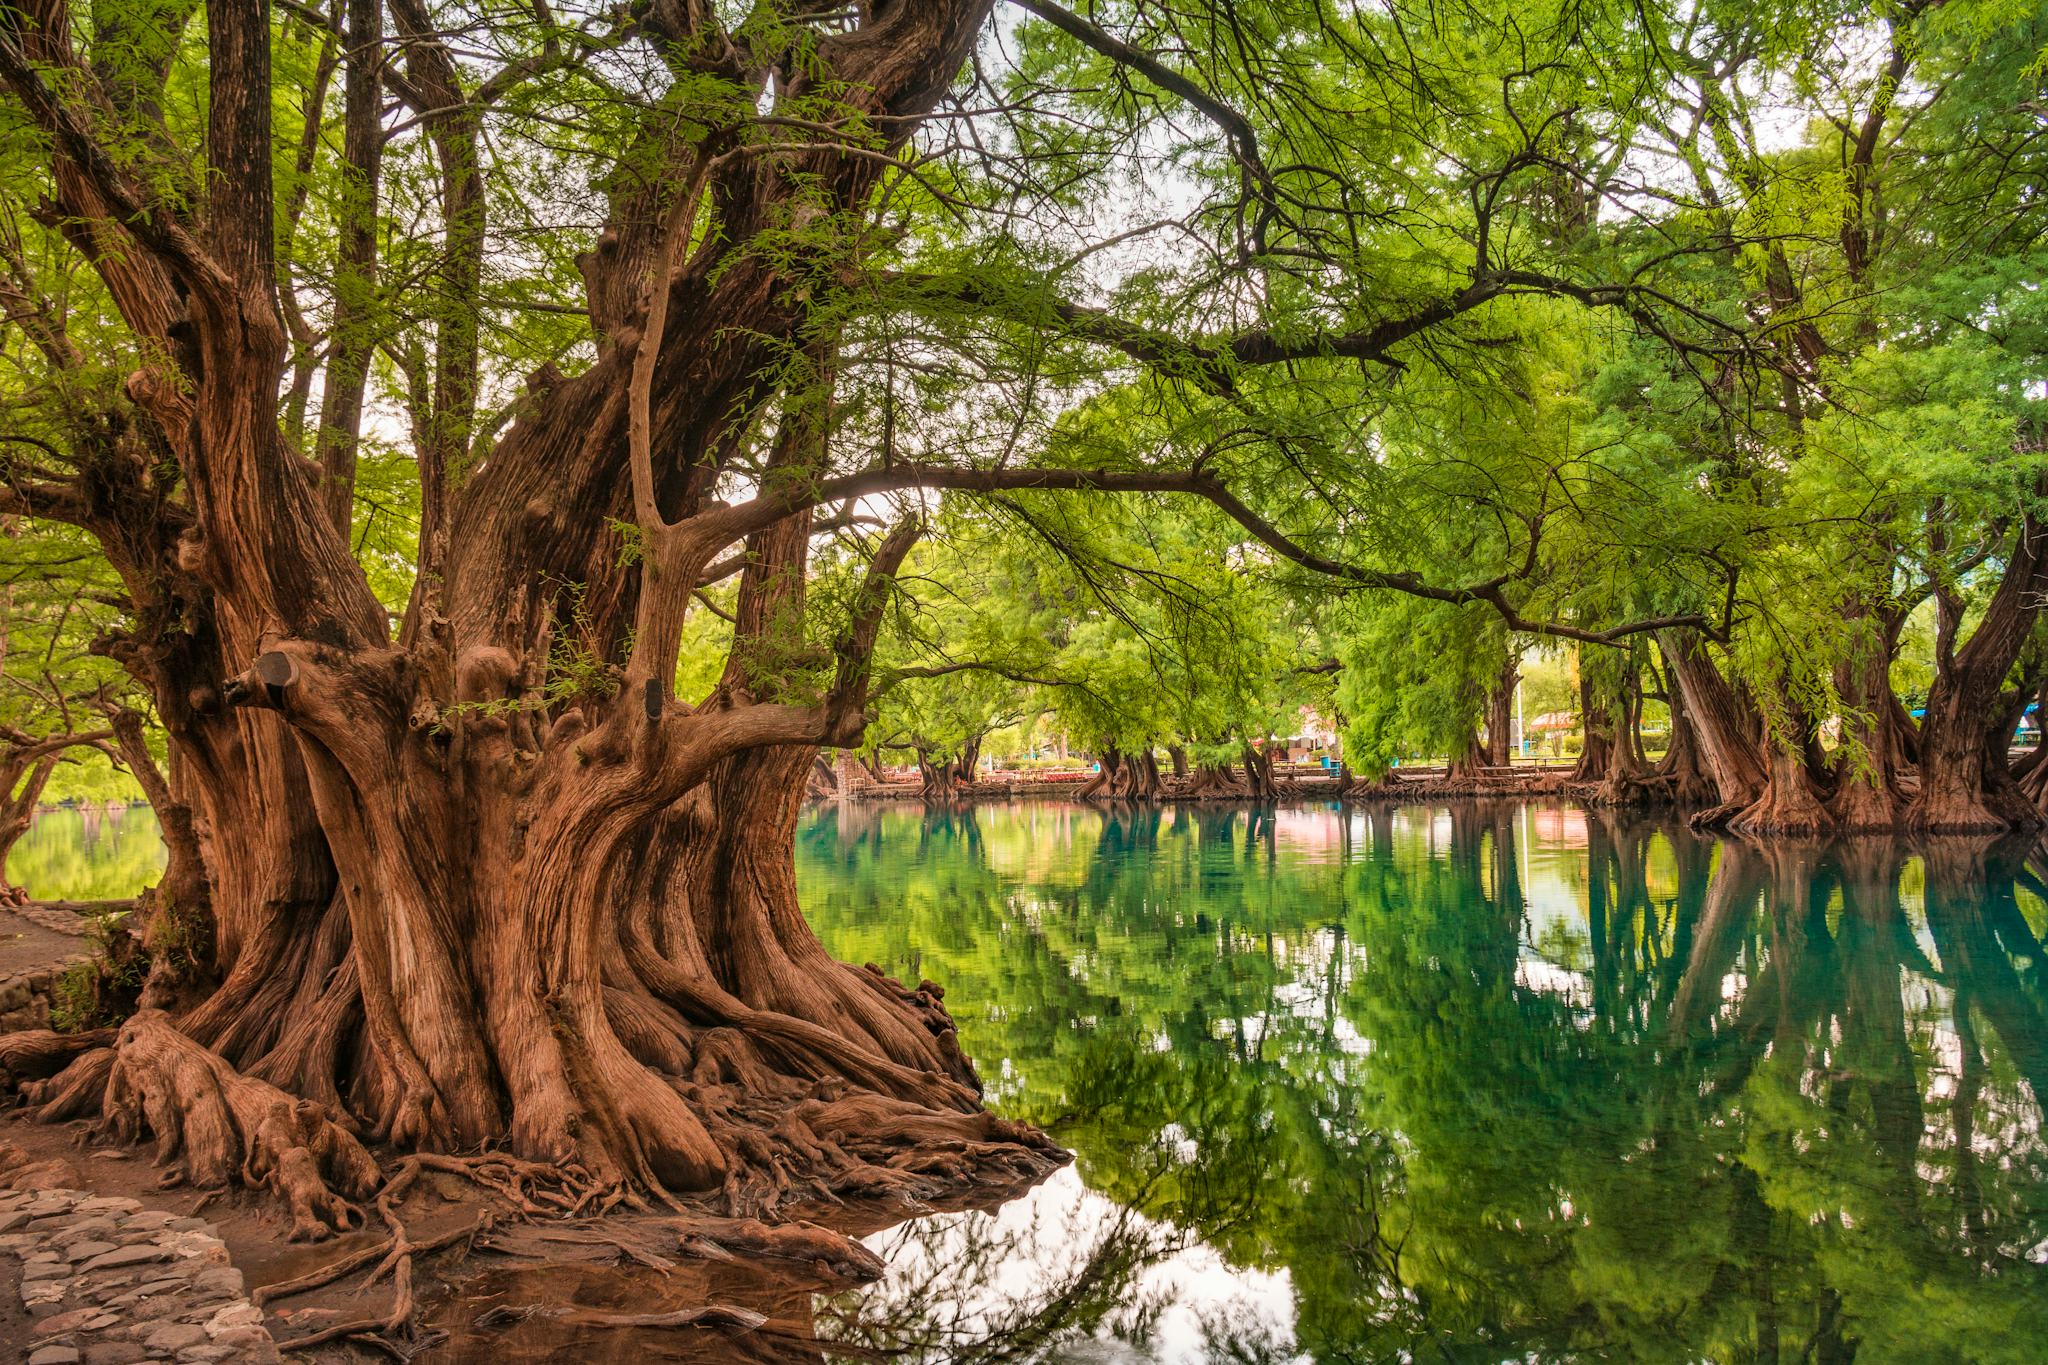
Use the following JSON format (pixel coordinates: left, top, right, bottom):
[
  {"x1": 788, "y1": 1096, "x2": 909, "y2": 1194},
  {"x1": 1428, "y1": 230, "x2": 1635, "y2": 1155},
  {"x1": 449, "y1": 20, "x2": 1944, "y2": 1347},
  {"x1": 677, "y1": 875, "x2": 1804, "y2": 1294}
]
[{"x1": 97, "y1": 1010, "x2": 380, "y2": 1240}]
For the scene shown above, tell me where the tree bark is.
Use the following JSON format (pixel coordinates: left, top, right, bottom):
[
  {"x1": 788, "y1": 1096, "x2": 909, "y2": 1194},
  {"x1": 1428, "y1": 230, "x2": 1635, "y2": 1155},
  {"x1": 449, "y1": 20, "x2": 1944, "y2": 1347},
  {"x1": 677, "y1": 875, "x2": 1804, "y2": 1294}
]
[
  {"x1": 1659, "y1": 630, "x2": 1768, "y2": 823},
  {"x1": 1910, "y1": 518, "x2": 2048, "y2": 833},
  {"x1": 0, "y1": 0, "x2": 1060, "y2": 1235},
  {"x1": 1443, "y1": 738, "x2": 1490, "y2": 791},
  {"x1": 1654, "y1": 680, "x2": 1718, "y2": 807},
  {"x1": 1075, "y1": 748, "x2": 1118, "y2": 801},
  {"x1": 1728, "y1": 697, "x2": 1834, "y2": 838},
  {"x1": 1483, "y1": 656, "x2": 1518, "y2": 767},
  {"x1": 1828, "y1": 601, "x2": 1907, "y2": 832},
  {"x1": 1240, "y1": 741, "x2": 1278, "y2": 800}
]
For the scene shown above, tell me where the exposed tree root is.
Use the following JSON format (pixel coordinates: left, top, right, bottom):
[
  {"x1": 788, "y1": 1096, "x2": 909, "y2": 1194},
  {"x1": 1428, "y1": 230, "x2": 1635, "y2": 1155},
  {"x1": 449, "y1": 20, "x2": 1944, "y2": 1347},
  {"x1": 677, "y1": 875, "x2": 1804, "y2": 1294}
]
[
  {"x1": 561, "y1": 1305, "x2": 771, "y2": 1330},
  {"x1": 473, "y1": 1303, "x2": 769, "y2": 1333},
  {"x1": 254, "y1": 1211, "x2": 491, "y2": 1307},
  {"x1": 96, "y1": 1010, "x2": 381, "y2": 1240},
  {"x1": 664, "y1": 1214, "x2": 886, "y2": 1282},
  {"x1": 275, "y1": 1195, "x2": 418, "y2": 1352},
  {"x1": 386, "y1": 1151, "x2": 600, "y2": 1216},
  {"x1": 17, "y1": 1045, "x2": 114, "y2": 1121},
  {"x1": 0, "y1": 1028, "x2": 113, "y2": 1088}
]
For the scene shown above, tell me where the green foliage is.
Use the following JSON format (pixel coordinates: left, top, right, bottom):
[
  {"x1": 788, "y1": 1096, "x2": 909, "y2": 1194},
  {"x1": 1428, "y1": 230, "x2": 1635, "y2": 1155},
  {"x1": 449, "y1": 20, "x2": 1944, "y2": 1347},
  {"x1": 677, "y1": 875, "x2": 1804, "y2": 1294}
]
[
  {"x1": 799, "y1": 802, "x2": 2048, "y2": 1362},
  {"x1": 50, "y1": 909, "x2": 144, "y2": 1033}
]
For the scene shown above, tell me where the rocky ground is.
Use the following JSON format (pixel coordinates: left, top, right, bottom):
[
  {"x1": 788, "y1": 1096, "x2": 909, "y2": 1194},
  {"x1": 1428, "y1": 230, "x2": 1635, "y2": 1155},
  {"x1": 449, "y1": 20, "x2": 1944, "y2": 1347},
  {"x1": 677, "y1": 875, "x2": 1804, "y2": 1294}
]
[{"x1": 0, "y1": 1183, "x2": 277, "y2": 1364}]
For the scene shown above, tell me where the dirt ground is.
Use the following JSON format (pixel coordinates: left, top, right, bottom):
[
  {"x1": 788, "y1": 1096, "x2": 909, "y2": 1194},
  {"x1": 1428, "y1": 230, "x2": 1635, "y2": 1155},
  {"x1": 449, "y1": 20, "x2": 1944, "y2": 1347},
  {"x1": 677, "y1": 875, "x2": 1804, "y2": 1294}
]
[{"x1": 0, "y1": 1113, "x2": 926, "y2": 1363}]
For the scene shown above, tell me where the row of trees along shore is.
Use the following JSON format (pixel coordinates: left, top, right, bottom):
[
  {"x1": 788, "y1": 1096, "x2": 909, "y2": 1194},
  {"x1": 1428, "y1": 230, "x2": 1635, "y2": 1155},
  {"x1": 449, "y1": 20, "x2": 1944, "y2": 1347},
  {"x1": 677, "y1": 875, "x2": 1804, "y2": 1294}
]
[{"x1": 0, "y1": 0, "x2": 2042, "y2": 1253}]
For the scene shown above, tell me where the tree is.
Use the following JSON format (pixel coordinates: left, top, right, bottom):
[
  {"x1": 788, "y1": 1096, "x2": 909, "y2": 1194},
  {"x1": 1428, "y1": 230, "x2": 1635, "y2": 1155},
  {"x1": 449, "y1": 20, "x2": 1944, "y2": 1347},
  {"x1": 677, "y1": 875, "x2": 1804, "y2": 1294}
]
[
  {"x1": 0, "y1": 0, "x2": 1680, "y2": 1235},
  {"x1": 2, "y1": 0, "x2": 2039, "y2": 1260},
  {"x1": 0, "y1": 0, "x2": 1087, "y2": 1230}
]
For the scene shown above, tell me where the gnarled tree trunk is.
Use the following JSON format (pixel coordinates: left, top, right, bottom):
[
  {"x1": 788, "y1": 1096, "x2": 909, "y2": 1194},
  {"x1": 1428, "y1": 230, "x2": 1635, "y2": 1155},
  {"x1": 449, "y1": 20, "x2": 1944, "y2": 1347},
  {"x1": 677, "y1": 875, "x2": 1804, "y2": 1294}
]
[
  {"x1": 1074, "y1": 748, "x2": 1119, "y2": 800},
  {"x1": 1240, "y1": 741, "x2": 1279, "y2": 800},
  {"x1": 1660, "y1": 630, "x2": 1768, "y2": 824},
  {"x1": 1828, "y1": 602, "x2": 1907, "y2": 832},
  {"x1": 0, "y1": 0, "x2": 1063, "y2": 1237},
  {"x1": 1910, "y1": 518, "x2": 2048, "y2": 833},
  {"x1": 1483, "y1": 655, "x2": 1518, "y2": 767},
  {"x1": 1728, "y1": 697, "x2": 1834, "y2": 838},
  {"x1": 1654, "y1": 684, "x2": 1718, "y2": 807}
]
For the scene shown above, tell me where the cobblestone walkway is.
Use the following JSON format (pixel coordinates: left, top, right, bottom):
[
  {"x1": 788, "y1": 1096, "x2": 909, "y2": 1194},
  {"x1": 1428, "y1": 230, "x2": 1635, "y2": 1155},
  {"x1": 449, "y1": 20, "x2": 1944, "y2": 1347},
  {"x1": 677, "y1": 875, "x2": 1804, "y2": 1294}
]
[{"x1": 1, "y1": 1187, "x2": 280, "y2": 1364}]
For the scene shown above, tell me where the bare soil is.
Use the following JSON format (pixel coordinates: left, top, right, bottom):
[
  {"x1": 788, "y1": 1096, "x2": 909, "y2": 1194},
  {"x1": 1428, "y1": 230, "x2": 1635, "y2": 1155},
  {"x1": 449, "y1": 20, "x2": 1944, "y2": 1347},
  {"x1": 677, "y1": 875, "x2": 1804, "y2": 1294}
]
[{"x1": 0, "y1": 1112, "x2": 1040, "y2": 1362}]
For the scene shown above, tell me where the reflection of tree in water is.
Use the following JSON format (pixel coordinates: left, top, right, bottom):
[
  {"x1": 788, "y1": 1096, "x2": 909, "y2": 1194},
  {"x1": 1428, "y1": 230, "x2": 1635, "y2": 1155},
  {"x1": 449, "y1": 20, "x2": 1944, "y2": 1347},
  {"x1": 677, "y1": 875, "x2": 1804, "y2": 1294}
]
[
  {"x1": 9, "y1": 803, "x2": 168, "y2": 900},
  {"x1": 796, "y1": 801, "x2": 2048, "y2": 1362}
]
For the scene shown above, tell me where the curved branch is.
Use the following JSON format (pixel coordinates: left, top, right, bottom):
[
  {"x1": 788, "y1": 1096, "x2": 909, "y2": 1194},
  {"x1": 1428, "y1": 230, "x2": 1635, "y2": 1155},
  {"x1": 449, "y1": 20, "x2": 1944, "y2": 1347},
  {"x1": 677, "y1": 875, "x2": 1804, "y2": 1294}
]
[{"x1": 693, "y1": 461, "x2": 1728, "y2": 647}]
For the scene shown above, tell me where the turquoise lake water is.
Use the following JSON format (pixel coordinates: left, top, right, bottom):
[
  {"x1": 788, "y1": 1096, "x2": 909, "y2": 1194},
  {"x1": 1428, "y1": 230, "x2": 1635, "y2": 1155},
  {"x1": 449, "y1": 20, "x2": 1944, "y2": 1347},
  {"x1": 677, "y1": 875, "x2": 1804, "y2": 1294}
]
[{"x1": 17, "y1": 798, "x2": 2048, "y2": 1361}]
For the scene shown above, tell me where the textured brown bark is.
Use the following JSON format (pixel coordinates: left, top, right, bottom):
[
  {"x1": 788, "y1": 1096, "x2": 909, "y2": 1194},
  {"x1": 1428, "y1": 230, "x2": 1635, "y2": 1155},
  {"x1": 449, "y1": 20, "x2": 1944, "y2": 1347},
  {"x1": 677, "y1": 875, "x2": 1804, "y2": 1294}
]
[
  {"x1": 1654, "y1": 682, "x2": 1718, "y2": 807},
  {"x1": 1139, "y1": 748, "x2": 1163, "y2": 797},
  {"x1": 1660, "y1": 630, "x2": 1768, "y2": 822},
  {"x1": 311, "y1": 0, "x2": 381, "y2": 533},
  {"x1": 1074, "y1": 748, "x2": 1119, "y2": 800},
  {"x1": 914, "y1": 743, "x2": 977, "y2": 800},
  {"x1": 1828, "y1": 603, "x2": 1907, "y2": 831},
  {"x1": 1910, "y1": 519, "x2": 2048, "y2": 833},
  {"x1": 1571, "y1": 672, "x2": 1612, "y2": 784},
  {"x1": 1574, "y1": 672, "x2": 1652, "y2": 805},
  {"x1": 1483, "y1": 656, "x2": 1518, "y2": 767},
  {"x1": 1240, "y1": 741, "x2": 1279, "y2": 800},
  {"x1": 0, "y1": 0, "x2": 1062, "y2": 1238},
  {"x1": 1180, "y1": 759, "x2": 1240, "y2": 798},
  {"x1": 1728, "y1": 698, "x2": 1834, "y2": 838},
  {"x1": 1446, "y1": 729, "x2": 1490, "y2": 785}
]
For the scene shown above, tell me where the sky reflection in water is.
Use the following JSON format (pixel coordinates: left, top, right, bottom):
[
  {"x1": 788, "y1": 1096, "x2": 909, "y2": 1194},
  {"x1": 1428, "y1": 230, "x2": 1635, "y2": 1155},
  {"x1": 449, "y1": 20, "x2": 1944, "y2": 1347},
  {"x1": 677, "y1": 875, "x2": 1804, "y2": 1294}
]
[{"x1": 18, "y1": 799, "x2": 2048, "y2": 1362}]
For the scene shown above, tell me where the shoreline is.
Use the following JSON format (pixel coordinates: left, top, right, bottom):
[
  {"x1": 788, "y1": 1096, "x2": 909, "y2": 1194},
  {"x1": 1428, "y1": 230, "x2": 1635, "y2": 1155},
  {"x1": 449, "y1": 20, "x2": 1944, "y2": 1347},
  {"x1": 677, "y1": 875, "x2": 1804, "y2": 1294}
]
[{"x1": 829, "y1": 763, "x2": 1587, "y2": 804}]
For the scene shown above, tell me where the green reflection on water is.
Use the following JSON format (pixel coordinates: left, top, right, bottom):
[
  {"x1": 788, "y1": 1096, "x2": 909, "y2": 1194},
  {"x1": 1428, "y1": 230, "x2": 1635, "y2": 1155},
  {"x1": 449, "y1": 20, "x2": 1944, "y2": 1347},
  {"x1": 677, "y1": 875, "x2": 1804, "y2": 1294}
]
[
  {"x1": 19, "y1": 798, "x2": 2048, "y2": 1360},
  {"x1": 797, "y1": 800, "x2": 2048, "y2": 1364},
  {"x1": 10, "y1": 803, "x2": 167, "y2": 901}
]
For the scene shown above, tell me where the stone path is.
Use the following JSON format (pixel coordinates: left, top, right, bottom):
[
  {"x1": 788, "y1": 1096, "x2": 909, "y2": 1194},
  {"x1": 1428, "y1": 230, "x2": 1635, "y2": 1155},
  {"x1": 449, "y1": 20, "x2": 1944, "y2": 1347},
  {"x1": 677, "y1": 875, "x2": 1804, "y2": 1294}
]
[{"x1": 0, "y1": 1187, "x2": 280, "y2": 1364}]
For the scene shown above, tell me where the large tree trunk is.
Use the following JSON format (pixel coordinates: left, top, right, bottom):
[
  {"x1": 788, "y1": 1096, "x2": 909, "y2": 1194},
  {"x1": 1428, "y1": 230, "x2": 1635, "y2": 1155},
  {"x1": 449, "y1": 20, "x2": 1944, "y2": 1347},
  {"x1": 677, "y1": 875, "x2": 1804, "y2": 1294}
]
[
  {"x1": 1828, "y1": 602, "x2": 1907, "y2": 832},
  {"x1": 0, "y1": 0, "x2": 1060, "y2": 1239},
  {"x1": 1074, "y1": 748, "x2": 1119, "y2": 800},
  {"x1": 1728, "y1": 697, "x2": 1834, "y2": 838},
  {"x1": 915, "y1": 745, "x2": 974, "y2": 801},
  {"x1": 1484, "y1": 656, "x2": 1518, "y2": 767},
  {"x1": 1133, "y1": 748, "x2": 1164, "y2": 798},
  {"x1": 1574, "y1": 671, "x2": 1651, "y2": 805},
  {"x1": 1446, "y1": 729, "x2": 1490, "y2": 786},
  {"x1": 1910, "y1": 520, "x2": 2048, "y2": 833},
  {"x1": 1597, "y1": 670, "x2": 1655, "y2": 806},
  {"x1": 1240, "y1": 741, "x2": 1279, "y2": 800},
  {"x1": 1182, "y1": 759, "x2": 1240, "y2": 798},
  {"x1": 1571, "y1": 672, "x2": 1613, "y2": 784},
  {"x1": 1660, "y1": 630, "x2": 1768, "y2": 823},
  {"x1": 1654, "y1": 682, "x2": 1718, "y2": 807}
]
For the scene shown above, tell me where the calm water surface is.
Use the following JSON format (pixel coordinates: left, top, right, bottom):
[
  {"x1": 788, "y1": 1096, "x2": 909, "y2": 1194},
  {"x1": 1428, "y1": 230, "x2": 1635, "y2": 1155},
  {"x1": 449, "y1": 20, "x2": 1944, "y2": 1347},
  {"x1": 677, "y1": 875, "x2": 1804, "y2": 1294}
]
[{"x1": 16, "y1": 799, "x2": 2048, "y2": 1362}]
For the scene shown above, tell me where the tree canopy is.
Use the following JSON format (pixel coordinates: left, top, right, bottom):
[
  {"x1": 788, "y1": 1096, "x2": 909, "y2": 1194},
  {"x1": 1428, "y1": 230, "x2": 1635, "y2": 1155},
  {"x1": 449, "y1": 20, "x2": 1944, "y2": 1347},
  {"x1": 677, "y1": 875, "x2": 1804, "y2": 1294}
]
[{"x1": 0, "y1": 0, "x2": 2044, "y2": 1279}]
